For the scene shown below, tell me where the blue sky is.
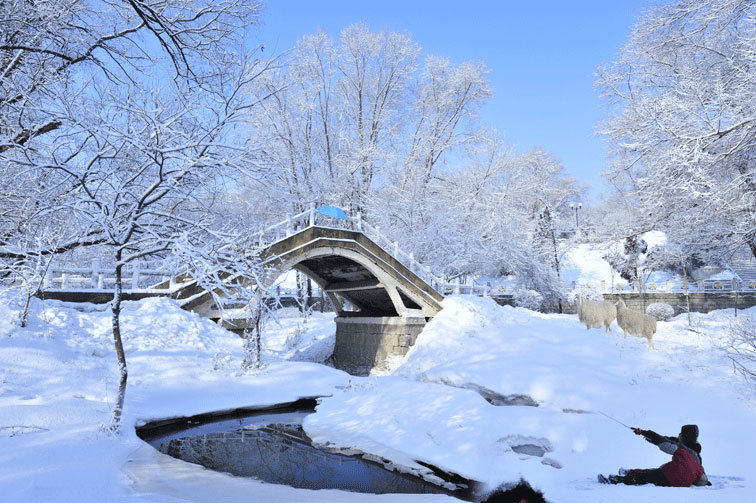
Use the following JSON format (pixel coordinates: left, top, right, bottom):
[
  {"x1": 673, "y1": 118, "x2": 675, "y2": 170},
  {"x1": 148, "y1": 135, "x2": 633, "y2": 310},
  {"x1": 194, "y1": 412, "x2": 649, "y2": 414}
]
[{"x1": 250, "y1": 0, "x2": 657, "y2": 198}]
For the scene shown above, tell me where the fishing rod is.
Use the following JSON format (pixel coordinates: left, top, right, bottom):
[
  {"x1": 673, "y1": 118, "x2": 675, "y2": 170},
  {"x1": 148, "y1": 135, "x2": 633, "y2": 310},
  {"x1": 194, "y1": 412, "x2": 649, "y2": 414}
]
[{"x1": 598, "y1": 411, "x2": 634, "y2": 431}]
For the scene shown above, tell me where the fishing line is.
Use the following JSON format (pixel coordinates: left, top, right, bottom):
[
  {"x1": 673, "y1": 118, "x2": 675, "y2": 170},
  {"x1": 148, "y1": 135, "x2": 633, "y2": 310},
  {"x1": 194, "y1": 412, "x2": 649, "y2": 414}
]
[{"x1": 598, "y1": 411, "x2": 633, "y2": 430}]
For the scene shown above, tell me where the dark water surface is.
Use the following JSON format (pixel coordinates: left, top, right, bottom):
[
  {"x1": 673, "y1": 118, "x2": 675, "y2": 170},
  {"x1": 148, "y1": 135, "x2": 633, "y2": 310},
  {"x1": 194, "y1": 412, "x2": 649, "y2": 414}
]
[{"x1": 139, "y1": 407, "x2": 460, "y2": 496}]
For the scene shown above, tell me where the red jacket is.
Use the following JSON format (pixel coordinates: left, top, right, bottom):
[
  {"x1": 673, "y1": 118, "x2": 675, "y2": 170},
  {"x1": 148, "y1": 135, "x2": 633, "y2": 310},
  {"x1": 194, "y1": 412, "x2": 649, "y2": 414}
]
[
  {"x1": 640, "y1": 429, "x2": 707, "y2": 487},
  {"x1": 660, "y1": 444, "x2": 705, "y2": 487}
]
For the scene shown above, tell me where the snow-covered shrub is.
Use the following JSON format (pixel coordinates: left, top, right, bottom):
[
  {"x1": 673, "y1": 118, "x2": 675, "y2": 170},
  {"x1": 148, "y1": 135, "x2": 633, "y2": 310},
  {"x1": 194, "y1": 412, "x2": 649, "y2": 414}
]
[
  {"x1": 513, "y1": 289, "x2": 543, "y2": 311},
  {"x1": 0, "y1": 288, "x2": 22, "y2": 336},
  {"x1": 726, "y1": 315, "x2": 756, "y2": 385},
  {"x1": 646, "y1": 303, "x2": 675, "y2": 321},
  {"x1": 569, "y1": 285, "x2": 603, "y2": 302}
]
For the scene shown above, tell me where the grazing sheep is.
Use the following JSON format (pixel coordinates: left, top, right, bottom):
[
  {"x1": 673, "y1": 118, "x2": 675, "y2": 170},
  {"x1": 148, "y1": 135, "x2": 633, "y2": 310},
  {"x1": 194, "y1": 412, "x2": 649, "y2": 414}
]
[
  {"x1": 615, "y1": 298, "x2": 656, "y2": 349},
  {"x1": 576, "y1": 295, "x2": 617, "y2": 333}
]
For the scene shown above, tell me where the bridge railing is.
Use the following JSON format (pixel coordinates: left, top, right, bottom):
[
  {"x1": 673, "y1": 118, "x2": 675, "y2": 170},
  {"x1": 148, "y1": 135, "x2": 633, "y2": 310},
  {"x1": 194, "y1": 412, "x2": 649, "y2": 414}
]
[
  {"x1": 42, "y1": 262, "x2": 184, "y2": 292},
  {"x1": 357, "y1": 219, "x2": 447, "y2": 291},
  {"x1": 40, "y1": 204, "x2": 501, "y2": 297},
  {"x1": 259, "y1": 203, "x2": 503, "y2": 298}
]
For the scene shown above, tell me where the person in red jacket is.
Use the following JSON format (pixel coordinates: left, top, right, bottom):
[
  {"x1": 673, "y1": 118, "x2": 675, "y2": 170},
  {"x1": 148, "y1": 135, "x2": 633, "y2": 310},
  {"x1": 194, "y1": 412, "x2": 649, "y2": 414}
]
[{"x1": 598, "y1": 424, "x2": 711, "y2": 487}]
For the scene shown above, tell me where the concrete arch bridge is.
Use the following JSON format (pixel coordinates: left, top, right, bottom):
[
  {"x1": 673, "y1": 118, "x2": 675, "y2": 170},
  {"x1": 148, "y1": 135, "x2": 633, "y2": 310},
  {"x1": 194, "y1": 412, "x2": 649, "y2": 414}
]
[{"x1": 176, "y1": 205, "x2": 490, "y2": 374}]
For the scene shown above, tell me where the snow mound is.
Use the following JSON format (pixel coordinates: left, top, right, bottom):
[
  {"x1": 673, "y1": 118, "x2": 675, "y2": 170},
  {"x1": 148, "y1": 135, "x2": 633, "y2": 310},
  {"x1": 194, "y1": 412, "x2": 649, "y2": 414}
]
[
  {"x1": 263, "y1": 311, "x2": 336, "y2": 364},
  {"x1": 394, "y1": 295, "x2": 628, "y2": 411}
]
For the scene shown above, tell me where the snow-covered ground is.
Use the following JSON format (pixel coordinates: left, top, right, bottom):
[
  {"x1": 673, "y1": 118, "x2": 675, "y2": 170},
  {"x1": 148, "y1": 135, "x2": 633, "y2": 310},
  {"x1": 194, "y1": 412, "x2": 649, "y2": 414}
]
[{"x1": 1, "y1": 288, "x2": 755, "y2": 502}]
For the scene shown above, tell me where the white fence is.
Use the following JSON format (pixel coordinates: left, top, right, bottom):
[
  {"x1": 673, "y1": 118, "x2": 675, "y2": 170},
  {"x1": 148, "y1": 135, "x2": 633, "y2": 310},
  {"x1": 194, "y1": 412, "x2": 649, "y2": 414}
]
[
  {"x1": 43, "y1": 262, "x2": 180, "y2": 292},
  {"x1": 579, "y1": 278, "x2": 756, "y2": 295}
]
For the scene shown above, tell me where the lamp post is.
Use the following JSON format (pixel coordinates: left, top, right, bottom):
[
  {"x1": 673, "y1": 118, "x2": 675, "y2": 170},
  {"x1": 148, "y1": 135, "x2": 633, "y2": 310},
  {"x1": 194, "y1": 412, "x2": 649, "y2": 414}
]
[{"x1": 570, "y1": 202, "x2": 582, "y2": 231}]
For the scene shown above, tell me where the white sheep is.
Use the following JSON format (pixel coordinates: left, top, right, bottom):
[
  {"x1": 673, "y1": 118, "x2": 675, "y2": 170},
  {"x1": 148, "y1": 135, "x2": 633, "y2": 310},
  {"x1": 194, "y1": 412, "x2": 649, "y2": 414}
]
[
  {"x1": 576, "y1": 295, "x2": 617, "y2": 333},
  {"x1": 615, "y1": 298, "x2": 656, "y2": 349}
]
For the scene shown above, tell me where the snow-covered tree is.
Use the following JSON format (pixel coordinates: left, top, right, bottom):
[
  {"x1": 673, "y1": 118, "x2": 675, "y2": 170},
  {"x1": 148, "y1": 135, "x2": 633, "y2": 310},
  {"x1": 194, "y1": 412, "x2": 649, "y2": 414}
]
[
  {"x1": 598, "y1": 0, "x2": 756, "y2": 262},
  {"x1": 516, "y1": 149, "x2": 584, "y2": 310},
  {"x1": 727, "y1": 314, "x2": 756, "y2": 385},
  {"x1": 1, "y1": 0, "x2": 262, "y2": 256},
  {"x1": 1, "y1": 0, "x2": 269, "y2": 431},
  {"x1": 246, "y1": 24, "x2": 490, "y2": 217},
  {"x1": 374, "y1": 135, "x2": 583, "y2": 310},
  {"x1": 52, "y1": 69, "x2": 268, "y2": 426}
]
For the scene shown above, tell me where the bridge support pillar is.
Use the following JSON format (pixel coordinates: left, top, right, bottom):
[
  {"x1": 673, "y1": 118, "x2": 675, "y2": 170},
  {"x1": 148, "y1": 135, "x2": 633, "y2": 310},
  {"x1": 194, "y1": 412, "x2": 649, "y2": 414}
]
[{"x1": 332, "y1": 316, "x2": 426, "y2": 375}]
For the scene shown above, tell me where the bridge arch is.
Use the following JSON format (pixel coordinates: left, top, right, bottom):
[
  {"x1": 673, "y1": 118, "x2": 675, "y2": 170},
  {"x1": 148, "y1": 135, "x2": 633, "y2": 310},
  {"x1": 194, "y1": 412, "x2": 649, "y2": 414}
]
[
  {"x1": 271, "y1": 245, "x2": 428, "y2": 318},
  {"x1": 264, "y1": 227, "x2": 442, "y2": 318}
]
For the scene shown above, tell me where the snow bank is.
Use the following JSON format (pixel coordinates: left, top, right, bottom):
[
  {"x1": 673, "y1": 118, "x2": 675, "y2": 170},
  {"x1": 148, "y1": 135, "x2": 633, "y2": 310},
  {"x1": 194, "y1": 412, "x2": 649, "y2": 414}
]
[
  {"x1": 303, "y1": 296, "x2": 755, "y2": 500},
  {"x1": 0, "y1": 290, "x2": 350, "y2": 503},
  {"x1": 2, "y1": 289, "x2": 755, "y2": 503}
]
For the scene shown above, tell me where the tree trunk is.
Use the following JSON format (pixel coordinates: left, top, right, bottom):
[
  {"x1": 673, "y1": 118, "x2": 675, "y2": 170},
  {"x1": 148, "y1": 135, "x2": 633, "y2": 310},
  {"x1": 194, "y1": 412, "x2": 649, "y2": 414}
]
[
  {"x1": 682, "y1": 257, "x2": 691, "y2": 327},
  {"x1": 296, "y1": 271, "x2": 305, "y2": 314},
  {"x1": 20, "y1": 289, "x2": 34, "y2": 329},
  {"x1": 548, "y1": 216, "x2": 563, "y2": 313},
  {"x1": 110, "y1": 252, "x2": 128, "y2": 431},
  {"x1": 242, "y1": 299, "x2": 263, "y2": 370},
  {"x1": 306, "y1": 277, "x2": 313, "y2": 312},
  {"x1": 21, "y1": 255, "x2": 54, "y2": 328}
]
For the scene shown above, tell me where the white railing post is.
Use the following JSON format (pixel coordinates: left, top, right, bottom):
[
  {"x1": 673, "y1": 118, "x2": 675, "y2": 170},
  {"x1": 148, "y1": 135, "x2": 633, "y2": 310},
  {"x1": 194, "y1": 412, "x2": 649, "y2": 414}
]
[
  {"x1": 61, "y1": 272, "x2": 68, "y2": 289},
  {"x1": 258, "y1": 225, "x2": 265, "y2": 246},
  {"x1": 131, "y1": 267, "x2": 140, "y2": 289},
  {"x1": 309, "y1": 202, "x2": 316, "y2": 227},
  {"x1": 665, "y1": 280, "x2": 670, "y2": 292},
  {"x1": 393, "y1": 241, "x2": 399, "y2": 257},
  {"x1": 698, "y1": 280, "x2": 704, "y2": 292},
  {"x1": 454, "y1": 277, "x2": 460, "y2": 294},
  {"x1": 286, "y1": 213, "x2": 293, "y2": 236},
  {"x1": 409, "y1": 252, "x2": 415, "y2": 271},
  {"x1": 356, "y1": 212, "x2": 362, "y2": 232},
  {"x1": 91, "y1": 259, "x2": 100, "y2": 289}
]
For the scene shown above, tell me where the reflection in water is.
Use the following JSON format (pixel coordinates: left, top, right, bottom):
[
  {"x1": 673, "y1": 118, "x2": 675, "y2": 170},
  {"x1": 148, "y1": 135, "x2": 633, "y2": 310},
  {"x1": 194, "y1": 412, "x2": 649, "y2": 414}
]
[{"x1": 153, "y1": 417, "x2": 448, "y2": 495}]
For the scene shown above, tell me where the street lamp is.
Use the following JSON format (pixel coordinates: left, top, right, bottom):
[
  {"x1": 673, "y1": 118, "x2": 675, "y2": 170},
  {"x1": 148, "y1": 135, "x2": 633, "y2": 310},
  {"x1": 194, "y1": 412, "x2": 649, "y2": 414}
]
[{"x1": 570, "y1": 202, "x2": 582, "y2": 231}]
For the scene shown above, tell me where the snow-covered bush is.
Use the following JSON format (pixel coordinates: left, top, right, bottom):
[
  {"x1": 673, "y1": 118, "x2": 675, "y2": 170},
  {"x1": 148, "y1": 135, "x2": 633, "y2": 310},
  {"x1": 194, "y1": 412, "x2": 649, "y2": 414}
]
[
  {"x1": 513, "y1": 288, "x2": 543, "y2": 311},
  {"x1": 569, "y1": 286, "x2": 603, "y2": 302},
  {"x1": 726, "y1": 315, "x2": 756, "y2": 385},
  {"x1": 0, "y1": 288, "x2": 22, "y2": 337},
  {"x1": 646, "y1": 303, "x2": 675, "y2": 321}
]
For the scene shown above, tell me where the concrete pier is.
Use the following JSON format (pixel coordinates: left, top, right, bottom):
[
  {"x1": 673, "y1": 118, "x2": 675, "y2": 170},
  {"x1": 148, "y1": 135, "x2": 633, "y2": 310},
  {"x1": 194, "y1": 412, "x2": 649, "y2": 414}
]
[{"x1": 332, "y1": 316, "x2": 427, "y2": 375}]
